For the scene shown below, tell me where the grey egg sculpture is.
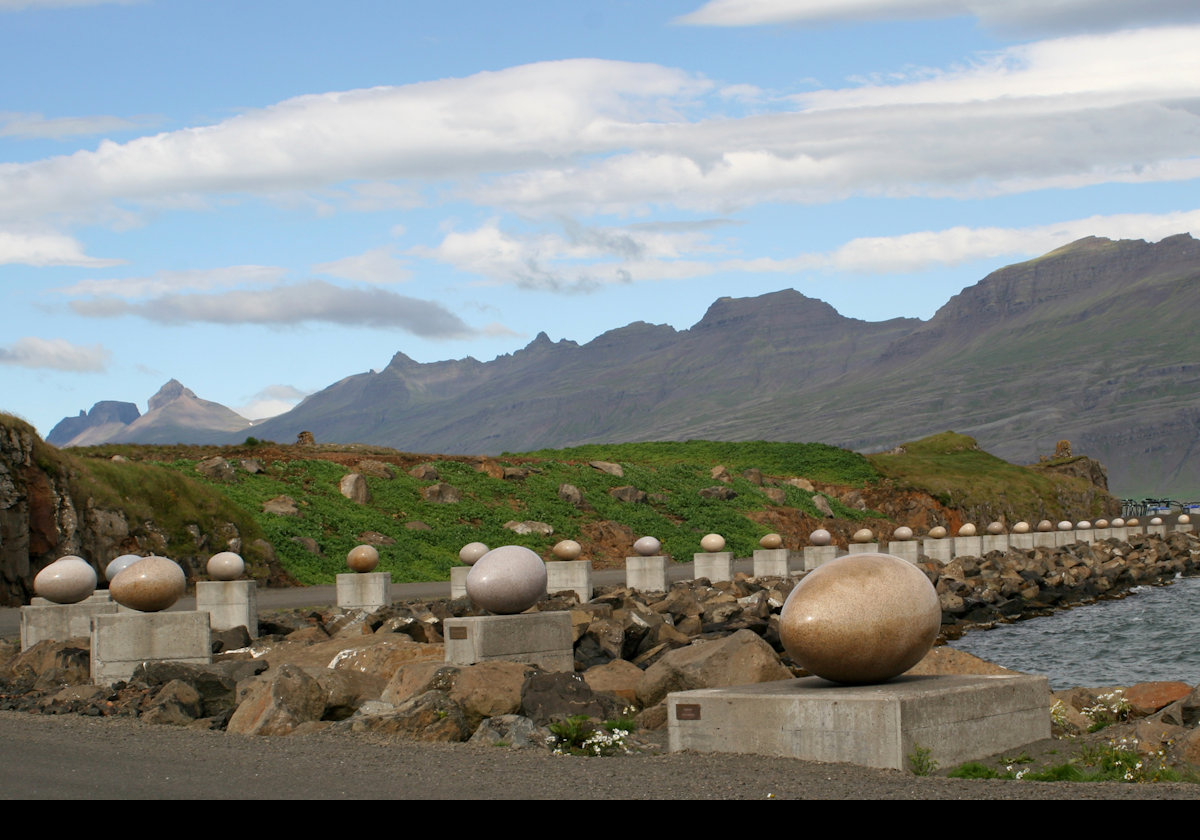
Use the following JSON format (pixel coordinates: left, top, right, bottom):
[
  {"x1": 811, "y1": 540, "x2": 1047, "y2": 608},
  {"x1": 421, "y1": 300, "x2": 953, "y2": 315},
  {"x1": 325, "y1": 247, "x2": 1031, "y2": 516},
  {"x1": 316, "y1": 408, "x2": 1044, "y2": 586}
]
[
  {"x1": 459, "y1": 542, "x2": 490, "y2": 565},
  {"x1": 105, "y1": 553, "x2": 142, "y2": 582},
  {"x1": 1179, "y1": 514, "x2": 1191, "y2": 524},
  {"x1": 1057, "y1": 520, "x2": 1073, "y2": 531},
  {"x1": 1151, "y1": 516, "x2": 1163, "y2": 526},
  {"x1": 466, "y1": 545, "x2": 547, "y2": 614},
  {"x1": 207, "y1": 551, "x2": 245, "y2": 581},
  {"x1": 892, "y1": 526, "x2": 913, "y2": 541},
  {"x1": 34, "y1": 556, "x2": 97, "y2": 605},
  {"x1": 1076, "y1": 521, "x2": 1091, "y2": 529},
  {"x1": 633, "y1": 536, "x2": 661, "y2": 556},
  {"x1": 1112, "y1": 518, "x2": 1126, "y2": 527},
  {"x1": 809, "y1": 529, "x2": 832, "y2": 546},
  {"x1": 852, "y1": 528, "x2": 874, "y2": 543}
]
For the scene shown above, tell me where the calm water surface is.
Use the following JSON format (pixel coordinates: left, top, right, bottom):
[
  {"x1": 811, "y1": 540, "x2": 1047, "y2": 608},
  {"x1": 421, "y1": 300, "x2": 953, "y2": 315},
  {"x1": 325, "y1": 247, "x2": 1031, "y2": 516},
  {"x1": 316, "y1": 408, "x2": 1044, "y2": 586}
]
[{"x1": 949, "y1": 575, "x2": 1200, "y2": 690}]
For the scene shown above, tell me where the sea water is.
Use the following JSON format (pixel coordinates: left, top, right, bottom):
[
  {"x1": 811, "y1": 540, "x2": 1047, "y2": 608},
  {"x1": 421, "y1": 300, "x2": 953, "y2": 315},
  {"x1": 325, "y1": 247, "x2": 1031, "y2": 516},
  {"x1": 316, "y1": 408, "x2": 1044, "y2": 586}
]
[{"x1": 949, "y1": 575, "x2": 1200, "y2": 690}]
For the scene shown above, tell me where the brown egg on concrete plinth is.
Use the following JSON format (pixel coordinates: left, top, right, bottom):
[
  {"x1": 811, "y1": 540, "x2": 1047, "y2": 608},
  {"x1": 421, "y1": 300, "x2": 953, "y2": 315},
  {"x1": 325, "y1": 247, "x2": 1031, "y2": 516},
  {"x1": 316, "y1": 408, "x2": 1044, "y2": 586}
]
[
  {"x1": 1126, "y1": 518, "x2": 1140, "y2": 527},
  {"x1": 346, "y1": 544, "x2": 379, "y2": 573},
  {"x1": 759, "y1": 533, "x2": 782, "y2": 549},
  {"x1": 927, "y1": 526, "x2": 947, "y2": 539},
  {"x1": 957, "y1": 523, "x2": 977, "y2": 537},
  {"x1": 779, "y1": 552, "x2": 940, "y2": 685},
  {"x1": 1037, "y1": 520, "x2": 1054, "y2": 532},
  {"x1": 109, "y1": 556, "x2": 186, "y2": 612},
  {"x1": 1095, "y1": 519, "x2": 1109, "y2": 529},
  {"x1": 552, "y1": 539, "x2": 581, "y2": 560},
  {"x1": 700, "y1": 533, "x2": 726, "y2": 552},
  {"x1": 986, "y1": 521, "x2": 1005, "y2": 535},
  {"x1": 852, "y1": 528, "x2": 874, "y2": 543},
  {"x1": 1012, "y1": 522, "x2": 1031, "y2": 534},
  {"x1": 891, "y1": 526, "x2": 913, "y2": 541}
]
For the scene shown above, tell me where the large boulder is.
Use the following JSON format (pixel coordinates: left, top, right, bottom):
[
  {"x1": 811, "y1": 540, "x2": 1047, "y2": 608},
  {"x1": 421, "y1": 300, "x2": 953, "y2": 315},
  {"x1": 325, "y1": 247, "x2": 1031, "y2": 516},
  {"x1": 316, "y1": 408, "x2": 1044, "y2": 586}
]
[
  {"x1": 226, "y1": 664, "x2": 326, "y2": 736},
  {"x1": 635, "y1": 629, "x2": 791, "y2": 707}
]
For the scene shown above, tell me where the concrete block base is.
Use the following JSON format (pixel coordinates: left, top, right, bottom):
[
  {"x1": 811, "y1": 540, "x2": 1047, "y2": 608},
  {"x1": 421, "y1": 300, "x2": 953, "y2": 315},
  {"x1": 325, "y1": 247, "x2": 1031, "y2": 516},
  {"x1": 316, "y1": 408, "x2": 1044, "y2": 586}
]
[
  {"x1": 668, "y1": 673, "x2": 1050, "y2": 771},
  {"x1": 1109, "y1": 526, "x2": 1128, "y2": 541},
  {"x1": 981, "y1": 535, "x2": 1009, "y2": 554},
  {"x1": 546, "y1": 559, "x2": 592, "y2": 602},
  {"x1": 626, "y1": 556, "x2": 668, "y2": 593},
  {"x1": 336, "y1": 571, "x2": 392, "y2": 610},
  {"x1": 847, "y1": 542, "x2": 880, "y2": 555},
  {"x1": 1147, "y1": 525, "x2": 1167, "y2": 537},
  {"x1": 195, "y1": 579, "x2": 258, "y2": 636},
  {"x1": 953, "y1": 536, "x2": 982, "y2": 558},
  {"x1": 694, "y1": 552, "x2": 734, "y2": 583},
  {"x1": 443, "y1": 611, "x2": 573, "y2": 671},
  {"x1": 21, "y1": 600, "x2": 119, "y2": 651},
  {"x1": 1093, "y1": 528, "x2": 1112, "y2": 541},
  {"x1": 802, "y1": 545, "x2": 840, "y2": 571},
  {"x1": 753, "y1": 548, "x2": 790, "y2": 578},
  {"x1": 1176, "y1": 523, "x2": 1194, "y2": 534},
  {"x1": 450, "y1": 566, "x2": 470, "y2": 599},
  {"x1": 91, "y1": 611, "x2": 212, "y2": 685},
  {"x1": 881, "y1": 541, "x2": 919, "y2": 563},
  {"x1": 1074, "y1": 528, "x2": 1095, "y2": 544},
  {"x1": 1033, "y1": 532, "x2": 1056, "y2": 547},
  {"x1": 1010, "y1": 533, "x2": 1035, "y2": 550},
  {"x1": 921, "y1": 540, "x2": 952, "y2": 564}
]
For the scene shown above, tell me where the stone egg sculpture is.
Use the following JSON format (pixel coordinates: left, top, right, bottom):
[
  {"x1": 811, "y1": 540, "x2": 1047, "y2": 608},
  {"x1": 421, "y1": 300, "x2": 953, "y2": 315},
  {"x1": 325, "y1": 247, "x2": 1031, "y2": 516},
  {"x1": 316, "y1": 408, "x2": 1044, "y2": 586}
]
[
  {"x1": 104, "y1": 553, "x2": 142, "y2": 583},
  {"x1": 1037, "y1": 520, "x2": 1054, "y2": 532},
  {"x1": 109, "y1": 556, "x2": 186, "y2": 612},
  {"x1": 759, "y1": 533, "x2": 783, "y2": 549},
  {"x1": 852, "y1": 528, "x2": 874, "y2": 543},
  {"x1": 809, "y1": 529, "x2": 832, "y2": 546},
  {"x1": 633, "y1": 536, "x2": 662, "y2": 556},
  {"x1": 957, "y1": 523, "x2": 977, "y2": 537},
  {"x1": 700, "y1": 533, "x2": 726, "y2": 553},
  {"x1": 780, "y1": 552, "x2": 940, "y2": 685},
  {"x1": 459, "y1": 542, "x2": 490, "y2": 565},
  {"x1": 1012, "y1": 521, "x2": 1031, "y2": 534},
  {"x1": 552, "y1": 539, "x2": 582, "y2": 560},
  {"x1": 1112, "y1": 518, "x2": 1126, "y2": 527},
  {"x1": 1180, "y1": 514, "x2": 1191, "y2": 525},
  {"x1": 1057, "y1": 520, "x2": 1073, "y2": 531},
  {"x1": 346, "y1": 544, "x2": 380, "y2": 573},
  {"x1": 892, "y1": 526, "x2": 914, "y2": 541},
  {"x1": 986, "y1": 521, "x2": 1005, "y2": 535},
  {"x1": 928, "y1": 526, "x2": 948, "y2": 539},
  {"x1": 34, "y1": 555, "x2": 97, "y2": 605},
  {"x1": 1095, "y1": 519, "x2": 1109, "y2": 529},
  {"x1": 466, "y1": 545, "x2": 547, "y2": 614},
  {"x1": 1076, "y1": 521, "x2": 1091, "y2": 529},
  {"x1": 1127, "y1": 517, "x2": 1140, "y2": 527},
  {"x1": 1151, "y1": 516, "x2": 1163, "y2": 526},
  {"x1": 207, "y1": 551, "x2": 245, "y2": 581}
]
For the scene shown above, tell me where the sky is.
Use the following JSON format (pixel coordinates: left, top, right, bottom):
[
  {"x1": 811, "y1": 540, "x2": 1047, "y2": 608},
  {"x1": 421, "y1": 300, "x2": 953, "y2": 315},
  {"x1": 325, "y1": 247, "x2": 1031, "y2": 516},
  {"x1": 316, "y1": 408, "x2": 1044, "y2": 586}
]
[{"x1": 3, "y1": 0, "x2": 1200, "y2": 438}]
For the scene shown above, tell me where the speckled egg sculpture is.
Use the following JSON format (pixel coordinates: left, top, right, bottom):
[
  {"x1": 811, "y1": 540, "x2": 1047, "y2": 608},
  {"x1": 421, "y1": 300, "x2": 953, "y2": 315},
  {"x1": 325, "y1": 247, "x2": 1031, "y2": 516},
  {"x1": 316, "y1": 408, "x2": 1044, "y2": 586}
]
[
  {"x1": 780, "y1": 552, "x2": 940, "y2": 685},
  {"x1": 459, "y1": 542, "x2": 490, "y2": 565},
  {"x1": 552, "y1": 539, "x2": 582, "y2": 560},
  {"x1": 1057, "y1": 520, "x2": 1073, "y2": 531},
  {"x1": 700, "y1": 533, "x2": 726, "y2": 552},
  {"x1": 1112, "y1": 518, "x2": 1126, "y2": 527},
  {"x1": 207, "y1": 551, "x2": 245, "y2": 581},
  {"x1": 34, "y1": 556, "x2": 97, "y2": 605},
  {"x1": 466, "y1": 545, "x2": 547, "y2": 614},
  {"x1": 1151, "y1": 516, "x2": 1163, "y2": 526},
  {"x1": 1037, "y1": 520, "x2": 1054, "y2": 532},
  {"x1": 104, "y1": 553, "x2": 142, "y2": 583},
  {"x1": 759, "y1": 533, "x2": 783, "y2": 549},
  {"x1": 346, "y1": 544, "x2": 379, "y2": 573},
  {"x1": 633, "y1": 536, "x2": 662, "y2": 557},
  {"x1": 928, "y1": 526, "x2": 948, "y2": 539},
  {"x1": 1012, "y1": 522, "x2": 1031, "y2": 534},
  {"x1": 852, "y1": 528, "x2": 874, "y2": 543},
  {"x1": 957, "y1": 523, "x2": 977, "y2": 537},
  {"x1": 1076, "y1": 521, "x2": 1092, "y2": 529},
  {"x1": 1127, "y1": 518, "x2": 1140, "y2": 527},
  {"x1": 1095, "y1": 519, "x2": 1109, "y2": 529},
  {"x1": 892, "y1": 526, "x2": 913, "y2": 541},
  {"x1": 109, "y1": 555, "x2": 186, "y2": 612},
  {"x1": 808, "y1": 529, "x2": 832, "y2": 546},
  {"x1": 986, "y1": 521, "x2": 1005, "y2": 535}
]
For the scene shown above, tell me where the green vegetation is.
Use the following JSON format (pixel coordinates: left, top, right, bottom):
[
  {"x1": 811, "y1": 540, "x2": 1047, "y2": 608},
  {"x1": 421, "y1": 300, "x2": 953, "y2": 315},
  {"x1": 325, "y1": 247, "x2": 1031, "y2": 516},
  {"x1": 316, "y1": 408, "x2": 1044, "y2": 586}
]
[
  {"x1": 547, "y1": 713, "x2": 635, "y2": 756},
  {"x1": 907, "y1": 744, "x2": 938, "y2": 776}
]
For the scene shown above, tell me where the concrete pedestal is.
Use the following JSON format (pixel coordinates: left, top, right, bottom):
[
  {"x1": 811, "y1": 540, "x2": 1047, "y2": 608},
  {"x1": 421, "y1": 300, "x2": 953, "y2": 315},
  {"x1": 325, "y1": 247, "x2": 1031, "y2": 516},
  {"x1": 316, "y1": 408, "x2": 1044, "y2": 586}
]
[
  {"x1": 668, "y1": 673, "x2": 1050, "y2": 771},
  {"x1": 953, "y1": 536, "x2": 982, "y2": 558},
  {"x1": 91, "y1": 611, "x2": 212, "y2": 685},
  {"x1": 1009, "y1": 533, "x2": 1034, "y2": 550},
  {"x1": 32, "y1": 591, "x2": 111, "y2": 606},
  {"x1": 753, "y1": 548, "x2": 790, "y2": 578},
  {"x1": 921, "y1": 540, "x2": 952, "y2": 564},
  {"x1": 546, "y1": 559, "x2": 592, "y2": 602},
  {"x1": 881, "y1": 541, "x2": 919, "y2": 563},
  {"x1": 443, "y1": 611, "x2": 573, "y2": 671},
  {"x1": 450, "y1": 566, "x2": 470, "y2": 599},
  {"x1": 802, "y1": 546, "x2": 841, "y2": 571},
  {"x1": 1092, "y1": 527, "x2": 1112, "y2": 541},
  {"x1": 1125, "y1": 525, "x2": 1145, "y2": 536},
  {"x1": 694, "y1": 552, "x2": 734, "y2": 583},
  {"x1": 847, "y1": 542, "x2": 880, "y2": 555},
  {"x1": 1074, "y1": 528, "x2": 1095, "y2": 544},
  {"x1": 195, "y1": 579, "x2": 258, "y2": 637},
  {"x1": 1175, "y1": 523, "x2": 1194, "y2": 534},
  {"x1": 626, "y1": 556, "x2": 668, "y2": 593},
  {"x1": 336, "y1": 571, "x2": 392, "y2": 610},
  {"x1": 1147, "y1": 524, "x2": 1167, "y2": 537},
  {"x1": 1109, "y1": 526, "x2": 1128, "y2": 541},
  {"x1": 1033, "y1": 532, "x2": 1055, "y2": 548},
  {"x1": 981, "y1": 535, "x2": 1009, "y2": 554},
  {"x1": 20, "y1": 599, "x2": 119, "y2": 651}
]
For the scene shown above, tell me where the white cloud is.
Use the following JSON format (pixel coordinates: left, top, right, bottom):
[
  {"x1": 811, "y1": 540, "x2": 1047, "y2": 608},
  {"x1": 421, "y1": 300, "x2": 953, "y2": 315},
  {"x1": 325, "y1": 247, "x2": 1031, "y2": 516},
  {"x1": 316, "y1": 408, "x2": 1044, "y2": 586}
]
[
  {"x1": 0, "y1": 337, "x2": 109, "y2": 371},
  {"x1": 0, "y1": 112, "x2": 155, "y2": 139},
  {"x1": 0, "y1": 230, "x2": 123, "y2": 267},
  {"x1": 235, "y1": 384, "x2": 310, "y2": 422},
  {"x1": 68, "y1": 279, "x2": 486, "y2": 337},
  {"x1": 313, "y1": 247, "x2": 411, "y2": 284},
  {"x1": 675, "y1": 0, "x2": 1200, "y2": 35},
  {"x1": 55, "y1": 265, "x2": 287, "y2": 298}
]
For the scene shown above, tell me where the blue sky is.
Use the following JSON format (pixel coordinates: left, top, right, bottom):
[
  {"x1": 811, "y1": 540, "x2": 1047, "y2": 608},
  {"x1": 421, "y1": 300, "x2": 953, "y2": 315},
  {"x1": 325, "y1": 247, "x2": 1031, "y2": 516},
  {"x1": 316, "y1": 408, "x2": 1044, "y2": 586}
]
[{"x1": 3, "y1": 0, "x2": 1199, "y2": 438}]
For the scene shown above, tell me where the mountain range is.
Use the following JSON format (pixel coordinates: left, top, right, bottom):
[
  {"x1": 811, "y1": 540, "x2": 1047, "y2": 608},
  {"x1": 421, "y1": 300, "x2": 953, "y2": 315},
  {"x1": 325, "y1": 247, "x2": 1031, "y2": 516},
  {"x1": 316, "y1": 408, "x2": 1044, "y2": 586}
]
[{"x1": 48, "y1": 234, "x2": 1200, "y2": 499}]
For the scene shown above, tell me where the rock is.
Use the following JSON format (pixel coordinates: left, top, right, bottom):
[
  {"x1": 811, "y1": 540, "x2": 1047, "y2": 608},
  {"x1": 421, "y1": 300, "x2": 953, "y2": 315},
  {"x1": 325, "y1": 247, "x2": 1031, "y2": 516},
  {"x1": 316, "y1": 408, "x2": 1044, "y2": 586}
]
[
  {"x1": 262, "y1": 495, "x2": 298, "y2": 516},
  {"x1": 700, "y1": 534, "x2": 725, "y2": 552},
  {"x1": 358, "y1": 530, "x2": 396, "y2": 545},
  {"x1": 558, "y1": 484, "x2": 585, "y2": 506},
  {"x1": 610, "y1": 486, "x2": 647, "y2": 504},
  {"x1": 710, "y1": 465, "x2": 731, "y2": 483},
  {"x1": 226, "y1": 664, "x2": 326, "y2": 736},
  {"x1": 589, "y1": 461, "x2": 624, "y2": 477},
  {"x1": 7, "y1": 639, "x2": 91, "y2": 691},
  {"x1": 295, "y1": 431, "x2": 315, "y2": 446},
  {"x1": 698, "y1": 486, "x2": 737, "y2": 500},
  {"x1": 466, "y1": 546, "x2": 547, "y2": 614},
  {"x1": 742, "y1": 468, "x2": 764, "y2": 486},
  {"x1": 503, "y1": 520, "x2": 554, "y2": 536},
  {"x1": 762, "y1": 487, "x2": 787, "y2": 504},
  {"x1": 785, "y1": 477, "x2": 815, "y2": 492},
  {"x1": 449, "y1": 661, "x2": 538, "y2": 727},
  {"x1": 633, "y1": 536, "x2": 661, "y2": 557},
  {"x1": 811, "y1": 494, "x2": 834, "y2": 517},
  {"x1": 520, "y1": 671, "x2": 623, "y2": 725},
  {"x1": 349, "y1": 690, "x2": 470, "y2": 742},
  {"x1": 469, "y1": 715, "x2": 552, "y2": 749},
  {"x1": 109, "y1": 556, "x2": 186, "y2": 612},
  {"x1": 291, "y1": 536, "x2": 321, "y2": 555},
  {"x1": 316, "y1": 669, "x2": 387, "y2": 721},
  {"x1": 240, "y1": 459, "x2": 264, "y2": 474},
  {"x1": 195, "y1": 457, "x2": 237, "y2": 483},
  {"x1": 409, "y1": 463, "x2": 439, "y2": 480},
  {"x1": 206, "y1": 551, "x2": 244, "y2": 581},
  {"x1": 1125, "y1": 681, "x2": 1193, "y2": 716},
  {"x1": 583, "y1": 659, "x2": 643, "y2": 706},
  {"x1": 141, "y1": 679, "x2": 204, "y2": 726},
  {"x1": 346, "y1": 544, "x2": 379, "y2": 573},
  {"x1": 421, "y1": 483, "x2": 460, "y2": 504},
  {"x1": 502, "y1": 467, "x2": 529, "y2": 481},
  {"x1": 33, "y1": 556, "x2": 96, "y2": 604},
  {"x1": 404, "y1": 521, "x2": 430, "y2": 531},
  {"x1": 339, "y1": 473, "x2": 370, "y2": 504},
  {"x1": 779, "y1": 552, "x2": 940, "y2": 684},
  {"x1": 636, "y1": 629, "x2": 791, "y2": 708}
]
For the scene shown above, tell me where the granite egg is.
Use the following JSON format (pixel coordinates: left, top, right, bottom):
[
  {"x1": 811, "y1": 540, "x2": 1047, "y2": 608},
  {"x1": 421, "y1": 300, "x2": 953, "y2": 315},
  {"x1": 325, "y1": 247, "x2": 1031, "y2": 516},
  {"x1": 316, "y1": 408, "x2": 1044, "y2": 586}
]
[
  {"x1": 33, "y1": 556, "x2": 97, "y2": 605},
  {"x1": 852, "y1": 528, "x2": 874, "y2": 543},
  {"x1": 986, "y1": 521, "x2": 1005, "y2": 535},
  {"x1": 346, "y1": 544, "x2": 380, "y2": 573},
  {"x1": 1179, "y1": 514, "x2": 1191, "y2": 525},
  {"x1": 109, "y1": 556, "x2": 186, "y2": 612},
  {"x1": 759, "y1": 533, "x2": 783, "y2": 549},
  {"x1": 1151, "y1": 516, "x2": 1163, "y2": 526},
  {"x1": 207, "y1": 551, "x2": 245, "y2": 581},
  {"x1": 466, "y1": 545, "x2": 547, "y2": 614},
  {"x1": 633, "y1": 536, "x2": 662, "y2": 557},
  {"x1": 552, "y1": 539, "x2": 582, "y2": 560},
  {"x1": 700, "y1": 533, "x2": 726, "y2": 552},
  {"x1": 1012, "y1": 521, "x2": 1031, "y2": 534},
  {"x1": 780, "y1": 552, "x2": 940, "y2": 685},
  {"x1": 957, "y1": 523, "x2": 977, "y2": 537},
  {"x1": 808, "y1": 529, "x2": 832, "y2": 546},
  {"x1": 1037, "y1": 520, "x2": 1054, "y2": 532},
  {"x1": 1057, "y1": 520, "x2": 1073, "y2": 531},
  {"x1": 891, "y1": 526, "x2": 913, "y2": 541},
  {"x1": 1076, "y1": 521, "x2": 1091, "y2": 529},
  {"x1": 1111, "y1": 518, "x2": 1126, "y2": 527},
  {"x1": 459, "y1": 542, "x2": 490, "y2": 565},
  {"x1": 1095, "y1": 519, "x2": 1109, "y2": 529},
  {"x1": 927, "y1": 526, "x2": 948, "y2": 539},
  {"x1": 105, "y1": 553, "x2": 142, "y2": 582}
]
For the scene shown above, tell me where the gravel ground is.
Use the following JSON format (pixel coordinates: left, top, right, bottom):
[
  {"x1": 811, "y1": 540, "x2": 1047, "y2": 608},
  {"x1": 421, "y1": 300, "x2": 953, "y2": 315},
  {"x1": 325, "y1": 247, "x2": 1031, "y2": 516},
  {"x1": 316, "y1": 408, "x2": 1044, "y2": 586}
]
[{"x1": 3, "y1": 711, "x2": 1197, "y2": 800}]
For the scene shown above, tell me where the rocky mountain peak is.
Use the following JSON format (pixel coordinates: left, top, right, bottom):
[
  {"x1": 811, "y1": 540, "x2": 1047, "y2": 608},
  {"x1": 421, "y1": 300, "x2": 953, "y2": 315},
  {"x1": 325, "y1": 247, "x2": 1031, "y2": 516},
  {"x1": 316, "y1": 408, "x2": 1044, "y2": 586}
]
[{"x1": 147, "y1": 379, "x2": 198, "y2": 411}]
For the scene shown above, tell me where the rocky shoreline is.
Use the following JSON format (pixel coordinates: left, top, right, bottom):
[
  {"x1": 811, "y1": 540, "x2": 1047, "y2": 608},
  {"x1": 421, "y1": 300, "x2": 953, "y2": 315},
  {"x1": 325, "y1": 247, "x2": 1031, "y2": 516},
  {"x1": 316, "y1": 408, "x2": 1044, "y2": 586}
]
[{"x1": 2, "y1": 531, "x2": 1199, "y2": 784}]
